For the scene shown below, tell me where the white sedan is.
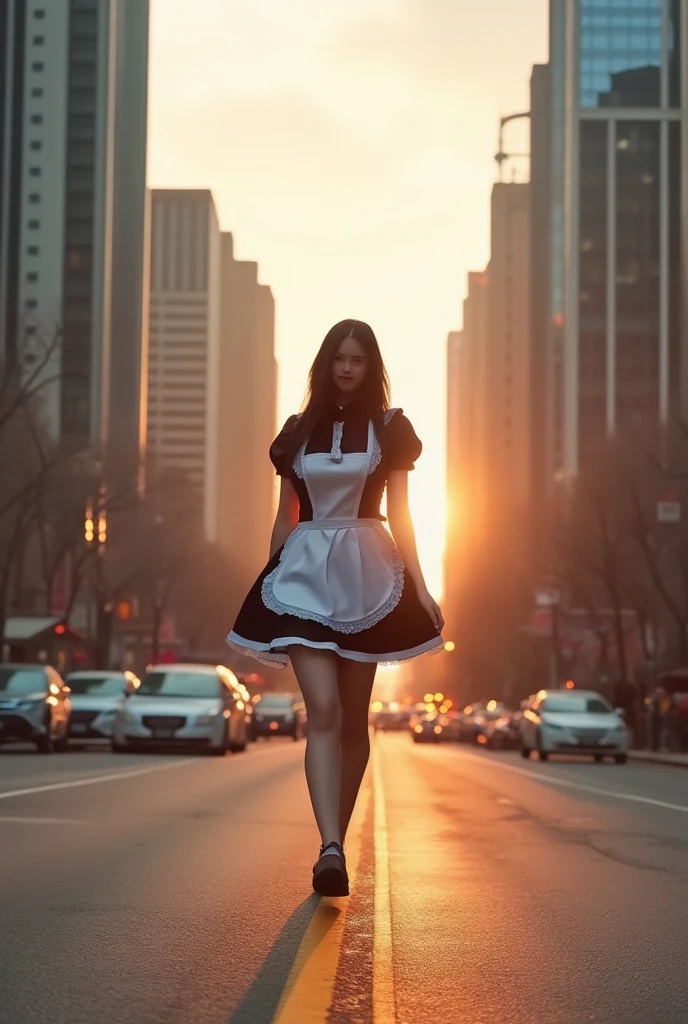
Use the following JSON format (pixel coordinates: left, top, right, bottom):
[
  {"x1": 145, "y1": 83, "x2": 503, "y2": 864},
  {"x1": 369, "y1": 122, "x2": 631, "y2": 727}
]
[
  {"x1": 112, "y1": 664, "x2": 250, "y2": 755},
  {"x1": 520, "y1": 689, "x2": 628, "y2": 764},
  {"x1": 65, "y1": 670, "x2": 140, "y2": 742}
]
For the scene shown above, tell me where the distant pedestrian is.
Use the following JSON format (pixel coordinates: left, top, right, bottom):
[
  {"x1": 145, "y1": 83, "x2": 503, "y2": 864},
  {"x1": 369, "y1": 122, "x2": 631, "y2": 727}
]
[{"x1": 226, "y1": 319, "x2": 444, "y2": 897}]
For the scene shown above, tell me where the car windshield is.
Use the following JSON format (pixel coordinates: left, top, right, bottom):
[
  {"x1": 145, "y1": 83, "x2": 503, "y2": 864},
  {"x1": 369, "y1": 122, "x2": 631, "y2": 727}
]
[
  {"x1": 541, "y1": 696, "x2": 612, "y2": 714},
  {"x1": 67, "y1": 675, "x2": 126, "y2": 696},
  {"x1": 259, "y1": 695, "x2": 294, "y2": 708},
  {"x1": 137, "y1": 671, "x2": 220, "y2": 699},
  {"x1": 0, "y1": 668, "x2": 46, "y2": 695}
]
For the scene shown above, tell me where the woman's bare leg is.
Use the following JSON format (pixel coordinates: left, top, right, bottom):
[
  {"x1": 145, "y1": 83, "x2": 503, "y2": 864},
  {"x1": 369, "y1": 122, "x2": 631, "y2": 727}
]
[
  {"x1": 290, "y1": 646, "x2": 342, "y2": 848},
  {"x1": 337, "y1": 659, "x2": 377, "y2": 842}
]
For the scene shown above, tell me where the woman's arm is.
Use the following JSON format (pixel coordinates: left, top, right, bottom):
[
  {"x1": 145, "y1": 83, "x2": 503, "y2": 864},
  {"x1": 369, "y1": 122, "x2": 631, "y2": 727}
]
[
  {"x1": 387, "y1": 470, "x2": 444, "y2": 632},
  {"x1": 269, "y1": 477, "x2": 299, "y2": 559}
]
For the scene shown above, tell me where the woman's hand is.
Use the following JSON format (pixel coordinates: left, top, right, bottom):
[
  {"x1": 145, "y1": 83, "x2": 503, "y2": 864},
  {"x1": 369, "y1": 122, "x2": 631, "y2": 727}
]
[{"x1": 417, "y1": 587, "x2": 444, "y2": 633}]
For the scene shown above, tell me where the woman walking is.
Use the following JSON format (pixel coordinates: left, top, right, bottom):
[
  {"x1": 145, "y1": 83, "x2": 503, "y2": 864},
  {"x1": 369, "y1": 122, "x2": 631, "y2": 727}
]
[{"x1": 227, "y1": 319, "x2": 444, "y2": 896}]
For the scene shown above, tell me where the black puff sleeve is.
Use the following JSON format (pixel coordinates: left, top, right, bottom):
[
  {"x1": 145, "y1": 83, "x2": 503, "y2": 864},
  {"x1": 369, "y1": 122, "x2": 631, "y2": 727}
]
[
  {"x1": 269, "y1": 414, "x2": 300, "y2": 477},
  {"x1": 386, "y1": 410, "x2": 422, "y2": 470}
]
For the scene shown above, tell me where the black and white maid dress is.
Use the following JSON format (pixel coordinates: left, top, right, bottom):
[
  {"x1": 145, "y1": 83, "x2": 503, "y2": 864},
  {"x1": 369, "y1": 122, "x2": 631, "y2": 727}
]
[{"x1": 226, "y1": 397, "x2": 444, "y2": 668}]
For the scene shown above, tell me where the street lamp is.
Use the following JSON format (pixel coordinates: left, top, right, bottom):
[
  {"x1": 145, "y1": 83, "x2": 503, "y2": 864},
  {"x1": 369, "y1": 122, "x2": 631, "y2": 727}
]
[
  {"x1": 495, "y1": 111, "x2": 531, "y2": 182},
  {"x1": 85, "y1": 473, "x2": 111, "y2": 669}
]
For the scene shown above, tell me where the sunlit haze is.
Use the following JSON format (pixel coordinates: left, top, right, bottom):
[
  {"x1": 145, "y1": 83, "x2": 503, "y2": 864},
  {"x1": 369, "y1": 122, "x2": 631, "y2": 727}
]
[{"x1": 148, "y1": 0, "x2": 548, "y2": 597}]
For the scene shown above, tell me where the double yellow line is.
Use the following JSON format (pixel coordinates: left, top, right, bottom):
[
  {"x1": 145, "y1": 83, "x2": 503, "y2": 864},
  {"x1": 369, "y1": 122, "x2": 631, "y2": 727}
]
[{"x1": 272, "y1": 736, "x2": 394, "y2": 1023}]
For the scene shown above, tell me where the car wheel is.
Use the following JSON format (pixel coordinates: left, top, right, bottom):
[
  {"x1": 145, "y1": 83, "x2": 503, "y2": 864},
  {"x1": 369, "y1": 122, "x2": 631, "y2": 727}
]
[
  {"x1": 536, "y1": 732, "x2": 549, "y2": 761},
  {"x1": 54, "y1": 731, "x2": 69, "y2": 753},
  {"x1": 520, "y1": 745, "x2": 531, "y2": 759},
  {"x1": 229, "y1": 740, "x2": 246, "y2": 753},
  {"x1": 35, "y1": 733, "x2": 54, "y2": 753},
  {"x1": 615, "y1": 754, "x2": 627, "y2": 765},
  {"x1": 594, "y1": 754, "x2": 604, "y2": 763}
]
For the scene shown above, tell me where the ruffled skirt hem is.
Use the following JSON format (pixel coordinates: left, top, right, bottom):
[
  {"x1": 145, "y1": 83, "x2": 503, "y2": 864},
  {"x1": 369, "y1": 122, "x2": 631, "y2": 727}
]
[{"x1": 225, "y1": 630, "x2": 444, "y2": 669}]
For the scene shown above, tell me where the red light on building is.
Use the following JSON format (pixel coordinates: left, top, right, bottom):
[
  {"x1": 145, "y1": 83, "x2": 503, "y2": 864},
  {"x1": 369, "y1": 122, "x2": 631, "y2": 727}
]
[{"x1": 54, "y1": 624, "x2": 66, "y2": 636}]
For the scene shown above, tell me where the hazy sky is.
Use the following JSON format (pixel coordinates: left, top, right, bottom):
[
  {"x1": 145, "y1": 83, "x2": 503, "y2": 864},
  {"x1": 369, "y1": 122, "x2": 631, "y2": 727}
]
[{"x1": 148, "y1": 0, "x2": 548, "y2": 595}]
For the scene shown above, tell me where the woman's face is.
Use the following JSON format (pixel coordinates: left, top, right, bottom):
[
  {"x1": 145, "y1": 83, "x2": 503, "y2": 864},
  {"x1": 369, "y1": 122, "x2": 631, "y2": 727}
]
[{"x1": 332, "y1": 336, "x2": 367, "y2": 397}]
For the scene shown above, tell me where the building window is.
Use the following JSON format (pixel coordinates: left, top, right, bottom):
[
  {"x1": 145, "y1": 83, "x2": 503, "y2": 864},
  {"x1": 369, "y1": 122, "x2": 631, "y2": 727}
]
[
  {"x1": 28, "y1": 220, "x2": 40, "y2": 230},
  {"x1": 31, "y1": 87, "x2": 43, "y2": 98},
  {"x1": 29, "y1": 167, "x2": 41, "y2": 177},
  {"x1": 33, "y1": 35, "x2": 45, "y2": 45},
  {"x1": 30, "y1": 114, "x2": 42, "y2": 125},
  {"x1": 27, "y1": 246, "x2": 39, "y2": 256},
  {"x1": 33, "y1": 9, "x2": 46, "y2": 18},
  {"x1": 32, "y1": 62, "x2": 44, "y2": 72},
  {"x1": 30, "y1": 141, "x2": 42, "y2": 151},
  {"x1": 27, "y1": 272, "x2": 38, "y2": 283},
  {"x1": 28, "y1": 193, "x2": 40, "y2": 204},
  {"x1": 25, "y1": 299, "x2": 38, "y2": 310}
]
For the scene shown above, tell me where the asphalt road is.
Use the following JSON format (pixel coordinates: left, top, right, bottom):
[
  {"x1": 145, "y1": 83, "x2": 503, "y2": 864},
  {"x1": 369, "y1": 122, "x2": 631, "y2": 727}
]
[{"x1": 0, "y1": 736, "x2": 687, "y2": 1024}]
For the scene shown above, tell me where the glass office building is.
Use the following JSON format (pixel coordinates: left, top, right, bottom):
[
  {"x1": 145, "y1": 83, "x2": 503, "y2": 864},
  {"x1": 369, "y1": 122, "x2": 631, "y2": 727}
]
[{"x1": 556, "y1": 0, "x2": 687, "y2": 470}]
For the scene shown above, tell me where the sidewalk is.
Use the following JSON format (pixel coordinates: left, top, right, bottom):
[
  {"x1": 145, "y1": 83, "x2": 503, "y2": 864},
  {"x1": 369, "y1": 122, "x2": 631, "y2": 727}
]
[{"x1": 629, "y1": 750, "x2": 688, "y2": 768}]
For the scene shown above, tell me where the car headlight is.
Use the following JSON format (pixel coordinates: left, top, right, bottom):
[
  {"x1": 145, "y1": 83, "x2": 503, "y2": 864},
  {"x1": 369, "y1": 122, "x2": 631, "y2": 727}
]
[
  {"x1": 195, "y1": 714, "x2": 215, "y2": 727},
  {"x1": 17, "y1": 699, "x2": 45, "y2": 712}
]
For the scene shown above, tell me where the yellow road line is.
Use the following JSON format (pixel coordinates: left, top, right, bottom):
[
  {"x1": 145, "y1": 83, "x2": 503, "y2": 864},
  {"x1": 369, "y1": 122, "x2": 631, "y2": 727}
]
[
  {"x1": 272, "y1": 785, "x2": 369, "y2": 1023},
  {"x1": 372, "y1": 737, "x2": 395, "y2": 1024}
]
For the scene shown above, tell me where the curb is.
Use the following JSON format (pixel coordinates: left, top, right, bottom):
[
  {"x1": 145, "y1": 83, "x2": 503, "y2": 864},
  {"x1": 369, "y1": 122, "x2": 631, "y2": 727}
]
[{"x1": 628, "y1": 751, "x2": 688, "y2": 769}]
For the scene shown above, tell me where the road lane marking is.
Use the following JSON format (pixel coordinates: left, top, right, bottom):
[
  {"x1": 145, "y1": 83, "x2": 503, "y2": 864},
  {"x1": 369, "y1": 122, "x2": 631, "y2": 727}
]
[
  {"x1": 0, "y1": 759, "x2": 197, "y2": 801},
  {"x1": 372, "y1": 736, "x2": 395, "y2": 1024},
  {"x1": 456, "y1": 750, "x2": 688, "y2": 815},
  {"x1": 272, "y1": 787, "x2": 369, "y2": 1023}
]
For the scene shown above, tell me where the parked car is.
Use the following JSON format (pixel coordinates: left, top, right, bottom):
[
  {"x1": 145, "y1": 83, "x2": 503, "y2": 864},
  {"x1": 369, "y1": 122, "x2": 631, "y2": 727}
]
[
  {"x1": 251, "y1": 692, "x2": 306, "y2": 740},
  {"x1": 65, "y1": 670, "x2": 140, "y2": 743},
  {"x1": 482, "y1": 712, "x2": 519, "y2": 750},
  {"x1": 520, "y1": 689, "x2": 628, "y2": 763},
  {"x1": 412, "y1": 713, "x2": 444, "y2": 743},
  {"x1": 458, "y1": 701, "x2": 507, "y2": 744},
  {"x1": 370, "y1": 701, "x2": 407, "y2": 731},
  {"x1": 0, "y1": 664, "x2": 71, "y2": 753},
  {"x1": 112, "y1": 664, "x2": 250, "y2": 755}
]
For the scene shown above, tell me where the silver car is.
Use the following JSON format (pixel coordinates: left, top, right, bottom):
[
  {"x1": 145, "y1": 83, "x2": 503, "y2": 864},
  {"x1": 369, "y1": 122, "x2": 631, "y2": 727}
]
[
  {"x1": 520, "y1": 689, "x2": 629, "y2": 764},
  {"x1": 0, "y1": 664, "x2": 71, "y2": 753},
  {"x1": 65, "y1": 670, "x2": 140, "y2": 743},
  {"x1": 112, "y1": 664, "x2": 250, "y2": 755}
]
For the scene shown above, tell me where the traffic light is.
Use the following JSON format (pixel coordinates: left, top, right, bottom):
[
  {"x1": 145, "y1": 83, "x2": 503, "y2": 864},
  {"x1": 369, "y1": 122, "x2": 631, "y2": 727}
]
[
  {"x1": 84, "y1": 501, "x2": 94, "y2": 544},
  {"x1": 115, "y1": 599, "x2": 133, "y2": 622}
]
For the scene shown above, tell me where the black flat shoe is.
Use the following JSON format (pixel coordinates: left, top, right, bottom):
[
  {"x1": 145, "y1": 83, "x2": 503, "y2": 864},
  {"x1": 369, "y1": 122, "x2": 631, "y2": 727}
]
[{"x1": 312, "y1": 841, "x2": 349, "y2": 897}]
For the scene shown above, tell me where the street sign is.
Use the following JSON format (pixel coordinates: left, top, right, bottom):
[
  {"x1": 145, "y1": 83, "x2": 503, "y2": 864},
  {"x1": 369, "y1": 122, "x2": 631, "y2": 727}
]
[{"x1": 657, "y1": 496, "x2": 681, "y2": 523}]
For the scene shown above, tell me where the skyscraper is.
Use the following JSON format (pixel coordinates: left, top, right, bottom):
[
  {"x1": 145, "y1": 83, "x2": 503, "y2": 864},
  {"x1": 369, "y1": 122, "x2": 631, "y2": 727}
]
[
  {"x1": 147, "y1": 189, "x2": 222, "y2": 539},
  {"x1": 487, "y1": 183, "x2": 531, "y2": 516},
  {"x1": 217, "y1": 235, "x2": 277, "y2": 606},
  {"x1": 108, "y1": 0, "x2": 150, "y2": 483},
  {"x1": 552, "y1": 0, "x2": 687, "y2": 471},
  {"x1": 0, "y1": 0, "x2": 150, "y2": 457}
]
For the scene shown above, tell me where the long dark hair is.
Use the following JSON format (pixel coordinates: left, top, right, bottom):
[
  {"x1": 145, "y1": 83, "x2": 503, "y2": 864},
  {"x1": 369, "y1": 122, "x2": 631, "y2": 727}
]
[{"x1": 286, "y1": 319, "x2": 391, "y2": 461}]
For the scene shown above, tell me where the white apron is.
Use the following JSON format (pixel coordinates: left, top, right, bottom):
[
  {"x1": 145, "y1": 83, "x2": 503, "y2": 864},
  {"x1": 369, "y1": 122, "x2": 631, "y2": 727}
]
[{"x1": 261, "y1": 420, "x2": 404, "y2": 633}]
